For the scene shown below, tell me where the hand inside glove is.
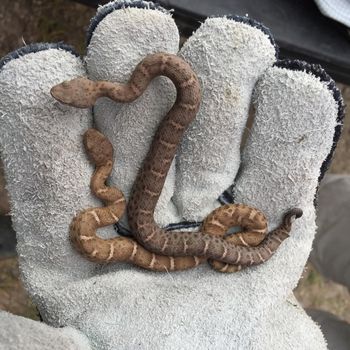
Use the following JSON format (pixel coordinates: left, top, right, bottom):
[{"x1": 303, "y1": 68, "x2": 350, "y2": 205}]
[{"x1": 0, "y1": 1, "x2": 344, "y2": 349}]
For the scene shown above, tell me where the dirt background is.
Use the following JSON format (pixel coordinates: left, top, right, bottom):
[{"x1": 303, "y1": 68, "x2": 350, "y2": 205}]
[{"x1": 0, "y1": 0, "x2": 349, "y2": 325}]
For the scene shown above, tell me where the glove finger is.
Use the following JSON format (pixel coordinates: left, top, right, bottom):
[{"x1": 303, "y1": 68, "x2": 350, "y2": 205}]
[
  {"x1": 0, "y1": 310, "x2": 92, "y2": 350},
  {"x1": 233, "y1": 61, "x2": 344, "y2": 289},
  {"x1": 175, "y1": 16, "x2": 277, "y2": 221},
  {"x1": 0, "y1": 44, "x2": 98, "y2": 286},
  {"x1": 85, "y1": 1, "x2": 180, "y2": 227}
]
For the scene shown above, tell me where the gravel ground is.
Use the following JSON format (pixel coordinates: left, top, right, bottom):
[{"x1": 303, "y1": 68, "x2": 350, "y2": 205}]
[{"x1": 0, "y1": 0, "x2": 349, "y2": 325}]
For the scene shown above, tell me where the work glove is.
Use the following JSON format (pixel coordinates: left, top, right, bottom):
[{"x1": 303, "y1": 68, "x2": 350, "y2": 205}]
[{"x1": 0, "y1": 1, "x2": 344, "y2": 349}]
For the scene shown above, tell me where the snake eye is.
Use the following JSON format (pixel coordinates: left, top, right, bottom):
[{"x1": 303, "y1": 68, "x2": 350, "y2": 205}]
[{"x1": 62, "y1": 81, "x2": 70, "y2": 88}]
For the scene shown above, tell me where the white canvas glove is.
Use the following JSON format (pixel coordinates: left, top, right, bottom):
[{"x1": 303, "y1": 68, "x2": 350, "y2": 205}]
[{"x1": 0, "y1": 1, "x2": 344, "y2": 349}]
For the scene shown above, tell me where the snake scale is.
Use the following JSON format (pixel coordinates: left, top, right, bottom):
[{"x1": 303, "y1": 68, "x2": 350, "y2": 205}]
[{"x1": 51, "y1": 52, "x2": 302, "y2": 270}]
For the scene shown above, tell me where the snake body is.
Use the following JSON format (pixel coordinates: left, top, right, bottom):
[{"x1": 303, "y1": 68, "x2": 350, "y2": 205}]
[
  {"x1": 70, "y1": 128, "x2": 205, "y2": 271},
  {"x1": 51, "y1": 52, "x2": 302, "y2": 269},
  {"x1": 70, "y1": 128, "x2": 270, "y2": 272}
]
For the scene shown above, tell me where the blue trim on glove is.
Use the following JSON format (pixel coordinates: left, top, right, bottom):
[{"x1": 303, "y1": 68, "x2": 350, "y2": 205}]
[{"x1": 227, "y1": 15, "x2": 279, "y2": 58}]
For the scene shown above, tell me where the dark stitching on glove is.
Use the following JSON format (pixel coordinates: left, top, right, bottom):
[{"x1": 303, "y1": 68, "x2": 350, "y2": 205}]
[
  {"x1": 0, "y1": 42, "x2": 78, "y2": 70},
  {"x1": 226, "y1": 15, "x2": 279, "y2": 58}
]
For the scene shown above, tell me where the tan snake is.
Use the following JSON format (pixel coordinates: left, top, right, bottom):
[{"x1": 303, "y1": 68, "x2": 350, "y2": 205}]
[
  {"x1": 70, "y1": 127, "x2": 205, "y2": 271},
  {"x1": 51, "y1": 52, "x2": 302, "y2": 269},
  {"x1": 69, "y1": 127, "x2": 269, "y2": 272}
]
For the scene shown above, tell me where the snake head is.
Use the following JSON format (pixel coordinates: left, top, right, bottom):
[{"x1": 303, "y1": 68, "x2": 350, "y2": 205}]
[{"x1": 50, "y1": 77, "x2": 99, "y2": 108}]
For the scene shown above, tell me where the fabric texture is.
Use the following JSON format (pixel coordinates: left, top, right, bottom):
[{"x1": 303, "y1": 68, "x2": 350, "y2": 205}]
[
  {"x1": 0, "y1": 311, "x2": 91, "y2": 350},
  {"x1": 0, "y1": 1, "x2": 344, "y2": 349}
]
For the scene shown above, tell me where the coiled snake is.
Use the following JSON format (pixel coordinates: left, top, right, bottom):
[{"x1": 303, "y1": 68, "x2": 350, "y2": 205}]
[
  {"x1": 70, "y1": 128, "x2": 204, "y2": 271},
  {"x1": 51, "y1": 52, "x2": 302, "y2": 272}
]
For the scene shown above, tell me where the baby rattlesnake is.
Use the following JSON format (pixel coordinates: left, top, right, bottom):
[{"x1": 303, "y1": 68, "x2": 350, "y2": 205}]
[{"x1": 51, "y1": 52, "x2": 302, "y2": 270}]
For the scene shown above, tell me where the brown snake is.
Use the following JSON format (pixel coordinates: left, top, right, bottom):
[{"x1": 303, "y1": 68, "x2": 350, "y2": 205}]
[
  {"x1": 70, "y1": 127, "x2": 271, "y2": 272},
  {"x1": 70, "y1": 128, "x2": 205, "y2": 271},
  {"x1": 51, "y1": 52, "x2": 302, "y2": 270},
  {"x1": 69, "y1": 127, "x2": 268, "y2": 272}
]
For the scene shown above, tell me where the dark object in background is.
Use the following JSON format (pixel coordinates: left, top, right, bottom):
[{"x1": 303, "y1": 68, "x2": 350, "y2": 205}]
[
  {"x1": 307, "y1": 309, "x2": 350, "y2": 350},
  {"x1": 0, "y1": 158, "x2": 10, "y2": 215},
  {"x1": 311, "y1": 175, "x2": 350, "y2": 289},
  {"x1": 74, "y1": 0, "x2": 350, "y2": 84},
  {"x1": 0, "y1": 216, "x2": 16, "y2": 258}
]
